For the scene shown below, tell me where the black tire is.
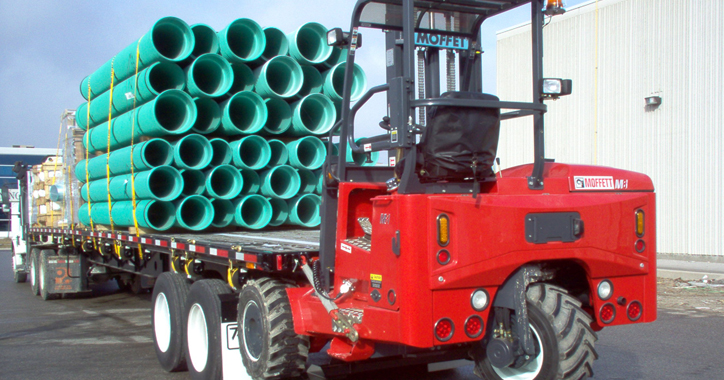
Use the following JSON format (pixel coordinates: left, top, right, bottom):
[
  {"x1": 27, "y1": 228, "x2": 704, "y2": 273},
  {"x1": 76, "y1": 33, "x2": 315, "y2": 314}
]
[
  {"x1": 29, "y1": 248, "x2": 40, "y2": 296},
  {"x1": 39, "y1": 249, "x2": 60, "y2": 301},
  {"x1": 474, "y1": 284, "x2": 598, "y2": 380},
  {"x1": 238, "y1": 277, "x2": 309, "y2": 380},
  {"x1": 12, "y1": 246, "x2": 27, "y2": 283},
  {"x1": 152, "y1": 272, "x2": 192, "y2": 372},
  {"x1": 184, "y1": 279, "x2": 233, "y2": 380}
]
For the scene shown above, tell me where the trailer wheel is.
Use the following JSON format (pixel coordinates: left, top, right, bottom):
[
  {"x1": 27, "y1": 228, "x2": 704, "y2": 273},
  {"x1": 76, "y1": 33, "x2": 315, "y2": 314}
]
[
  {"x1": 153, "y1": 272, "x2": 192, "y2": 372},
  {"x1": 474, "y1": 284, "x2": 598, "y2": 380},
  {"x1": 184, "y1": 279, "x2": 233, "y2": 380},
  {"x1": 39, "y1": 249, "x2": 60, "y2": 301},
  {"x1": 29, "y1": 248, "x2": 40, "y2": 296},
  {"x1": 238, "y1": 277, "x2": 309, "y2": 380}
]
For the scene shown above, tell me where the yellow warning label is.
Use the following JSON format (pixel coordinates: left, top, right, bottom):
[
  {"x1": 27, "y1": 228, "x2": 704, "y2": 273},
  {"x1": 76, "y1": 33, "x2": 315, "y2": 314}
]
[{"x1": 370, "y1": 274, "x2": 382, "y2": 281}]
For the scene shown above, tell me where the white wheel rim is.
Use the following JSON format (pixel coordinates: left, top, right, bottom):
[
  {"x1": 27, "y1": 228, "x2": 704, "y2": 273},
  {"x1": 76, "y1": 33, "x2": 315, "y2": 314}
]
[
  {"x1": 39, "y1": 259, "x2": 45, "y2": 291},
  {"x1": 492, "y1": 325, "x2": 544, "y2": 380},
  {"x1": 153, "y1": 293, "x2": 172, "y2": 352},
  {"x1": 242, "y1": 300, "x2": 261, "y2": 362},
  {"x1": 30, "y1": 258, "x2": 35, "y2": 286},
  {"x1": 187, "y1": 303, "x2": 209, "y2": 372}
]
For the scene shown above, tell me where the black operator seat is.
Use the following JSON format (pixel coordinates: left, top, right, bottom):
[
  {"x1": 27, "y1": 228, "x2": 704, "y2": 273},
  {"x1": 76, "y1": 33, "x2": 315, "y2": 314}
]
[{"x1": 417, "y1": 92, "x2": 500, "y2": 182}]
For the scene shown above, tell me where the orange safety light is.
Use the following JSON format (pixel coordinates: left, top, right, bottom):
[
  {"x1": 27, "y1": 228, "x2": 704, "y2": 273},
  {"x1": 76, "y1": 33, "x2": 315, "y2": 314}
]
[{"x1": 544, "y1": 0, "x2": 566, "y2": 16}]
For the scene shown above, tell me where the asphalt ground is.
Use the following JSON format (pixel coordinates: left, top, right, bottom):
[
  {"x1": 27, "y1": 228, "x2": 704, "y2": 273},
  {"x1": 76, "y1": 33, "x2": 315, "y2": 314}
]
[{"x1": 2, "y1": 249, "x2": 723, "y2": 380}]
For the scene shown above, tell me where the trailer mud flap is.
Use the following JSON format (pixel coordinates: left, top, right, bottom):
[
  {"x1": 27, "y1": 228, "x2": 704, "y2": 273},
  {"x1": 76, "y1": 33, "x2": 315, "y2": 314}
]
[
  {"x1": 219, "y1": 293, "x2": 250, "y2": 380},
  {"x1": 46, "y1": 256, "x2": 86, "y2": 293}
]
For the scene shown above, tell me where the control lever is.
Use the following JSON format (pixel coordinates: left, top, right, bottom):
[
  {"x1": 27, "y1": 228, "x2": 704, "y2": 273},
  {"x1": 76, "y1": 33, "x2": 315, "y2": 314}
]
[{"x1": 378, "y1": 116, "x2": 391, "y2": 130}]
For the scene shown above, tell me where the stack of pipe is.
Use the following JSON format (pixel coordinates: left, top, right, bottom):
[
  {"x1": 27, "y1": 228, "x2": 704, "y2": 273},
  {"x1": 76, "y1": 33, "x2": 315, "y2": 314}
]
[{"x1": 75, "y1": 17, "x2": 370, "y2": 232}]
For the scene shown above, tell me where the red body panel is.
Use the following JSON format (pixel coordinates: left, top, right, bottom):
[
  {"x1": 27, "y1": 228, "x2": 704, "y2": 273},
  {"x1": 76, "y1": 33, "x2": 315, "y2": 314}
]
[{"x1": 287, "y1": 163, "x2": 657, "y2": 353}]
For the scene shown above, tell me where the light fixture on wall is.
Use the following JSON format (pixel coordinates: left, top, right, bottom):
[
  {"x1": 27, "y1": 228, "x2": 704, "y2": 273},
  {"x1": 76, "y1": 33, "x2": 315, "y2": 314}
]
[{"x1": 645, "y1": 96, "x2": 662, "y2": 107}]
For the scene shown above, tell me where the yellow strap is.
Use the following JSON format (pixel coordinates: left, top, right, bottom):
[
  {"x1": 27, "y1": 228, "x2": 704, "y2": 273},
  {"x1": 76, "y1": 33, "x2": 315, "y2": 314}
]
[
  {"x1": 85, "y1": 80, "x2": 98, "y2": 250},
  {"x1": 129, "y1": 38, "x2": 143, "y2": 258}
]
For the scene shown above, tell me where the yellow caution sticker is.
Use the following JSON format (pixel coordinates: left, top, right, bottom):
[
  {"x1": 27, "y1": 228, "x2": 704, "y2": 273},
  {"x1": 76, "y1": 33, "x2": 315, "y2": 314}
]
[{"x1": 370, "y1": 274, "x2": 382, "y2": 289}]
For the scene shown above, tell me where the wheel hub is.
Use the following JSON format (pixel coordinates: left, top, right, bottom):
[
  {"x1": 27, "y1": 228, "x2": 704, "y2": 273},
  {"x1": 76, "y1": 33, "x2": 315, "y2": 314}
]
[
  {"x1": 154, "y1": 293, "x2": 172, "y2": 352},
  {"x1": 243, "y1": 300, "x2": 264, "y2": 361}
]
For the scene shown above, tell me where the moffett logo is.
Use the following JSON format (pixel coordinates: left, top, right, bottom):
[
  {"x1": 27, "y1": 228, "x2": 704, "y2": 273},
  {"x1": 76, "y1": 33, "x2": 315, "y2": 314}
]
[{"x1": 573, "y1": 176, "x2": 629, "y2": 190}]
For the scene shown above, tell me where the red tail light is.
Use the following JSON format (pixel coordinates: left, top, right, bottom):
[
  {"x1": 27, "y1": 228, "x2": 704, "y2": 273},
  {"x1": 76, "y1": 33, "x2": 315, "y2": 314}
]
[
  {"x1": 600, "y1": 303, "x2": 616, "y2": 324},
  {"x1": 627, "y1": 301, "x2": 642, "y2": 321},
  {"x1": 434, "y1": 318, "x2": 454, "y2": 342},
  {"x1": 464, "y1": 316, "x2": 483, "y2": 338}
]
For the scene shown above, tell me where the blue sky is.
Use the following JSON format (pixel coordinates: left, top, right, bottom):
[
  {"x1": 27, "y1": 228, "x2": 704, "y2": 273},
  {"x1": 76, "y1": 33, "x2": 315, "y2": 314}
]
[{"x1": 0, "y1": 0, "x2": 587, "y2": 149}]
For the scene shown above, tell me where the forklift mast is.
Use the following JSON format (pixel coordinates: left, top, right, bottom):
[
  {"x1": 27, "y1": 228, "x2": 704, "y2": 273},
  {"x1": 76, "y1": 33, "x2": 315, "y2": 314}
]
[{"x1": 319, "y1": 0, "x2": 553, "y2": 288}]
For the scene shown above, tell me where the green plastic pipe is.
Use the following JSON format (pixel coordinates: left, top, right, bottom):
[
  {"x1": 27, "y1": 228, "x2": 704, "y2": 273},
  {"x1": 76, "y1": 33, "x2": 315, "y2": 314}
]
[
  {"x1": 80, "y1": 17, "x2": 194, "y2": 100},
  {"x1": 225, "y1": 63, "x2": 255, "y2": 96},
  {"x1": 334, "y1": 139, "x2": 380, "y2": 166},
  {"x1": 267, "y1": 198, "x2": 289, "y2": 227},
  {"x1": 81, "y1": 165, "x2": 183, "y2": 202},
  {"x1": 75, "y1": 138, "x2": 173, "y2": 182},
  {"x1": 218, "y1": 18, "x2": 266, "y2": 64},
  {"x1": 209, "y1": 198, "x2": 234, "y2": 228},
  {"x1": 89, "y1": 202, "x2": 113, "y2": 226},
  {"x1": 185, "y1": 54, "x2": 234, "y2": 98},
  {"x1": 209, "y1": 138, "x2": 232, "y2": 166},
  {"x1": 293, "y1": 66, "x2": 323, "y2": 100},
  {"x1": 314, "y1": 169, "x2": 323, "y2": 194},
  {"x1": 218, "y1": 91, "x2": 267, "y2": 135},
  {"x1": 322, "y1": 61, "x2": 367, "y2": 102},
  {"x1": 230, "y1": 135, "x2": 271, "y2": 170},
  {"x1": 250, "y1": 27, "x2": 289, "y2": 67},
  {"x1": 266, "y1": 139, "x2": 289, "y2": 168},
  {"x1": 83, "y1": 89, "x2": 196, "y2": 152},
  {"x1": 286, "y1": 194, "x2": 321, "y2": 227},
  {"x1": 180, "y1": 169, "x2": 205, "y2": 196},
  {"x1": 111, "y1": 200, "x2": 176, "y2": 231},
  {"x1": 288, "y1": 94, "x2": 336, "y2": 136},
  {"x1": 174, "y1": 195, "x2": 214, "y2": 230},
  {"x1": 253, "y1": 56, "x2": 304, "y2": 99},
  {"x1": 261, "y1": 98, "x2": 292, "y2": 135},
  {"x1": 77, "y1": 62, "x2": 186, "y2": 130},
  {"x1": 286, "y1": 136, "x2": 326, "y2": 170},
  {"x1": 204, "y1": 164, "x2": 242, "y2": 200},
  {"x1": 239, "y1": 169, "x2": 260, "y2": 194},
  {"x1": 232, "y1": 194, "x2": 272, "y2": 229},
  {"x1": 180, "y1": 24, "x2": 220, "y2": 66},
  {"x1": 259, "y1": 165, "x2": 301, "y2": 200},
  {"x1": 297, "y1": 168, "x2": 317, "y2": 194},
  {"x1": 190, "y1": 97, "x2": 221, "y2": 134},
  {"x1": 320, "y1": 47, "x2": 347, "y2": 69},
  {"x1": 287, "y1": 22, "x2": 333, "y2": 66},
  {"x1": 78, "y1": 203, "x2": 94, "y2": 226},
  {"x1": 173, "y1": 134, "x2": 213, "y2": 170}
]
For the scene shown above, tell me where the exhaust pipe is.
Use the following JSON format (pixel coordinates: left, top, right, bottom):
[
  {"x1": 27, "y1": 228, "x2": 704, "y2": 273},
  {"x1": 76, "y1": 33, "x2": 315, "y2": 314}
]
[
  {"x1": 174, "y1": 195, "x2": 214, "y2": 230},
  {"x1": 230, "y1": 135, "x2": 271, "y2": 170},
  {"x1": 111, "y1": 200, "x2": 176, "y2": 231},
  {"x1": 266, "y1": 139, "x2": 289, "y2": 168},
  {"x1": 287, "y1": 22, "x2": 333, "y2": 66},
  {"x1": 185, "y1": 53, "x2": 234, "y2": 98},
  {"x1": 173, "y1": 134, "x2": 213, "y2": 170},
  {"x1": 261, "y1": 98, "x2": 292, "y2": 135},
  {"x1": 83, "y1": 89, "x2": 196, "y2": 152},
  {"x1": 286, "y1": 136, "x2": 326, "y2": 170},
  {"x1": 218, "y1": 90, "x2": 267, "y2": 135},
  {"x1": 253, "y1": 56, "x2": 303, "y2": 99},
  {"x1": 190, "y1": 97, "x2": 221, "y2": 134},
  {"x1": 218, "y1": 18, "x2": 265, "y2": 64},
  {"x1": 180, "y1": 23, "x2": 220, "y2": 66},
  {"x1": 80, "y1": 17, "x2": 194, "y2": 100},
  {"x1": 209, "y1": 198, "x2": 234, "y2": 228},
  {"x1": 77, "y1": 62, "x2": 185, "y2": 130},
  {"x1": 180, "y1": 169, "x2": 206, "y2": 196},
  {"x1": 239, "y1": 169, "x2": 261, "y2": 195},
  {"x1": 204, "y1": 164, "x2": 243, "y2": 200},
  {"x1": 289, "y1": 94, "x2": 336, "y2": 136},
  {"x1": 259, "y1": 165, "x2": 301, "y2": 200},
  {"x1": 268, "y1": 198, "x2": 289, "y2": 227},
  {"x1": 209, "y1": 138, "x2": 232, "y2": 166},
  {"x1": 232, "y1": 194, "x2": 272, "y2": 230},
  {"x1": 75, "y1": 138, "x2": 173, "y2": 182},
  {"x1": 322, "y1": 61, "x2": 367, "y2": 102},
  {"x1": 286, "y1": 194, "x2": 322, "y2": 227},
  {"x1": 251, "y1": 27, "x2": 289, "y2": 66}
]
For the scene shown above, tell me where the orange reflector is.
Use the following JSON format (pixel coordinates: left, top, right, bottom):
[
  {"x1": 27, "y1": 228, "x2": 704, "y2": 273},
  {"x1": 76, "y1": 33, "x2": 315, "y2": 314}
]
[
  {"x1": 437, "y1": 214, "x2": 449, "y2": 246},
  {"x1": 635, "y1": 209, "x2": 645, "y2": 237},
  {"x1": 246, "y1": 262, "x2": 256, "y2": 269}
]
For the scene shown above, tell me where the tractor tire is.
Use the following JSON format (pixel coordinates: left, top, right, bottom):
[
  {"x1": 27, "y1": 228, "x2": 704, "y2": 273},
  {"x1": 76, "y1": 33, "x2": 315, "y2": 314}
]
[
  {"x1": 29, "y1": 248, "x2": 40, "y2": 296},
  {"x1": 39, "y1": 249, "x2": 60, "y2": 301},
  {"x1": 12, "y1": 246, "x2": 27, "y2": 283},
  {"x1": 184, "y1": 279, "x2": 233, "y2": 380},
  {"x1": 238, "y1": 277, "x2": 309, "y2": 380},
  {"x1": 474, "y1": 284, "x2": 598, "y2": 380},
  {"x1": 152, "y1": 272, "x2": 192, "y2": 372}
]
